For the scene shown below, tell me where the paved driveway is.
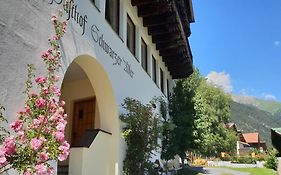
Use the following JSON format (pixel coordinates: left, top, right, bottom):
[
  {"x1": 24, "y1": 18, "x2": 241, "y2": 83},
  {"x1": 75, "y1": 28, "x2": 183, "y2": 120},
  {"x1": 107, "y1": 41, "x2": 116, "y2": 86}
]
[{"x1": 191, "y1": 167, "x2": 250, "y2": 175}]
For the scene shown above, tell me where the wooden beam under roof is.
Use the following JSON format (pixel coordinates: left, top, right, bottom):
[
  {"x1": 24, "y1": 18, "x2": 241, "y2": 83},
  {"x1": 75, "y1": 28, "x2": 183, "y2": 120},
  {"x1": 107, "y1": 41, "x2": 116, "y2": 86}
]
[
  {"x1": 137, "y1": 4, "x2": 172, "y2": 17},
  {"x1": 131, "y1": 0, "x2": 158, "y2": 6},
  {"x1": 159, "y1": 47, "x2": 184, "y2": 57},
  {"x1": 162, "y1": 52, "x2": 186, "y2": 61},
  {"x1": 148, "y1": 25, "x2": 178, "y2": 36},
  {"x1": 152, "y1": 33, "x2": 181, "y2": 43},
  {"x1": 143, "y1": 13, "x2": 176, "y2": 27},
  {"x1": 156, "y1": 41, "x2": 185, "y2": 50}
]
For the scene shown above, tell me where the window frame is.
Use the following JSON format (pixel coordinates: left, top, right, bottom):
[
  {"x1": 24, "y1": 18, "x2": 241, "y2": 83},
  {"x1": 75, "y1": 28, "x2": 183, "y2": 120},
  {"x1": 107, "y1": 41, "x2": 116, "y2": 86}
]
[
  {"x1": 127, "y1": 14, "x2": 136, "y2": 55},
  {"x1": 141, "y1": 38, "x2": 148, "y2": 72},
  {"x1": 160, "y1": 68, "x2": 164, "y2": 93},
  {"x1": 152, "y1": 56, "x2": 157, "y2": 85},
  {"x1": 105, "y1": 0, "x2": 120, "y2": 34}
]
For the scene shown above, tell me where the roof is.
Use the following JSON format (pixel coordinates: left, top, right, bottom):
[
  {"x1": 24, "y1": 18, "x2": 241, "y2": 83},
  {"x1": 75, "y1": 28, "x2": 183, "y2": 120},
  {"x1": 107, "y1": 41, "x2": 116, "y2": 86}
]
[
  {"x1": 242, "y1": 133, "x2": 260, "y2": 143},
  {"x1": 272, "y1": 128, "x2": 281, "y2": 135},
  {"x1": 131, "y1": 0, "x2": 195, "y2": 79},
  {"x1": 225, "y1": 122, "x2": 238, "y2": 133}
]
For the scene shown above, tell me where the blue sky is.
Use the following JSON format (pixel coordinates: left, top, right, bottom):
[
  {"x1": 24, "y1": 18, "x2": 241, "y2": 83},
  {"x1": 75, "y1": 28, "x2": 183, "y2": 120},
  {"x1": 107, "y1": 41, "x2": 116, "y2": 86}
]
[{"x1": 189, "y1": 1, "x2": 281, "y2": 102}]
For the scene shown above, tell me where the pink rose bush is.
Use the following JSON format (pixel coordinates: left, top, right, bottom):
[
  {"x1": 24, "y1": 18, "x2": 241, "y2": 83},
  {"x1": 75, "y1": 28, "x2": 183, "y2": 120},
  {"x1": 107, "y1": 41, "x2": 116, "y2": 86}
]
[{"x1": 0, "y1": 9, "x2": 69, "y2": 175}]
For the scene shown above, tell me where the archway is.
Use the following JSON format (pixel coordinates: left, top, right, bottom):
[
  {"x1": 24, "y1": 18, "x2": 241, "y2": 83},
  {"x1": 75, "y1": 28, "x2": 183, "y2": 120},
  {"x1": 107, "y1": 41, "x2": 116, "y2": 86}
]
[{"x1": 59, "y1": 55, "x2": 120, "y2": 175}]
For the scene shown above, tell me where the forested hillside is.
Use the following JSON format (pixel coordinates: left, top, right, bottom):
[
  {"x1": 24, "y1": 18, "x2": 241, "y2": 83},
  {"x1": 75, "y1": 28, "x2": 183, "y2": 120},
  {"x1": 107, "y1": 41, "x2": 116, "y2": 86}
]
[{"x1": 230, "y1": 101, "x2": 281, "y2": 148}]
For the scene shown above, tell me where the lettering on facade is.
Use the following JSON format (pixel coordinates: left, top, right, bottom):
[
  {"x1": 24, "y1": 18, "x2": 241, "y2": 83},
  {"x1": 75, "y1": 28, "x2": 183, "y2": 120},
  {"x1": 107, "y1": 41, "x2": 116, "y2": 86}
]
[{"x1": 48, "y1": 0, "x2": 134, "y2": 78}]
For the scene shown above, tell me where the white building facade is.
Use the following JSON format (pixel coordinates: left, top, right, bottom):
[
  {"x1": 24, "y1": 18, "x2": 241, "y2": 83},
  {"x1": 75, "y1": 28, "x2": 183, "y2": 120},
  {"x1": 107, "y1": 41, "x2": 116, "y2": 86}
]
[{"x1": 0, "y1": 0, "x2": 194, "y2": 174}]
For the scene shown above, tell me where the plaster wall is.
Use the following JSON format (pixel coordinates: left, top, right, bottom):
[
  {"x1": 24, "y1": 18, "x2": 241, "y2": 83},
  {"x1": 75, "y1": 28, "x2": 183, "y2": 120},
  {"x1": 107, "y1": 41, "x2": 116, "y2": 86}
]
[{"x1": 0, "y1": 0, "x2": 174, "y2": 174}]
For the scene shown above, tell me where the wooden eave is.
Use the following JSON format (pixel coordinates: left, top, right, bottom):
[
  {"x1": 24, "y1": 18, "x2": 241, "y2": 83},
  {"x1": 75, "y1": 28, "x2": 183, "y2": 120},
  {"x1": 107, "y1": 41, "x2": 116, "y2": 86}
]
[{"x1": 132, "y1": 0, "x2": 195, "y2": 79}]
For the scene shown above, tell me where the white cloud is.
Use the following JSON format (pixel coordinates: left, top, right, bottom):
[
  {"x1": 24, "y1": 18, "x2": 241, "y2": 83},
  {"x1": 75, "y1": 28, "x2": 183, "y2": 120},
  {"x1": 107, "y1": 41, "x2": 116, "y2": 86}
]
[
  {"x1": 239, "y1": 89, "x2": 248, "y2": 96},
  {"x1": 262, "y1": 93, "x2": 276, "y2": 101},
  {"x1": 274, "y1": 41, "x2": 280, "y2": 46},
  {"x1": 206, "y1": 71, "x2": 233, "y2": 93}
]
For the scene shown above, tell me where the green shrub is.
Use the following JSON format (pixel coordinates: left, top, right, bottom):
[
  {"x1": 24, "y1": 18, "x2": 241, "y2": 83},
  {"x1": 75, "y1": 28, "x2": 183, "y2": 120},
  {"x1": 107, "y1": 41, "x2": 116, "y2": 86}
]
[
  {"x1": 236, "y1": 156, "x2": 256, "y2": 164},
  {"x1": 264, "y1": 149, "x2": 278, "y2": 170}
]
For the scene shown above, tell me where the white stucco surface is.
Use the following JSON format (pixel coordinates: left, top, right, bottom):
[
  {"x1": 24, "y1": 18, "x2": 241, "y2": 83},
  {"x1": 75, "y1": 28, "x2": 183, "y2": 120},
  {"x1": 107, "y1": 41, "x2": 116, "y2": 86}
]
[{"x1": 0, "y1": 0, "x2": 173, "y2": 174}]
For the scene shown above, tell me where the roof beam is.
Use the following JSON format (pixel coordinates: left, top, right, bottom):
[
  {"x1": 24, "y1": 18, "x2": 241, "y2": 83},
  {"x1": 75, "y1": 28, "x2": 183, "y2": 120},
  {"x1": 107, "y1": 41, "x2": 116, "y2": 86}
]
[
  {"x1": 131, "y1": 0, "x2": 157, "y2": 6},
  {"x1": 143, "y1": 13, "x2": 176, "y2": 27},
  {"x1": 137, "y1": 5, "x2": 172, "y2": 17},
  {"x1": 156, "y1": 40, "x2": 185, "y2": 50},
  {"x1": 152, "y1": 33, "x2": 181, "y2": 43}
]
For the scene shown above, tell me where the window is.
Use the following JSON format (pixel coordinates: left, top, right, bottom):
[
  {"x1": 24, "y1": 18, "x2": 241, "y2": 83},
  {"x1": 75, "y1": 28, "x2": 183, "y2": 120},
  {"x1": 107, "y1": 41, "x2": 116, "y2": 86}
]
[
  {"x1": 141, "y1": 38, "x2": 148, "y2": 72},
  {"x1": 105, "y1": 0, "x2": 119, "y2": 33},
  {"x1": 167, "y1": 79, "x2": 170, "y2": 97},
  {"x1": 160, "y1": 68, "x2": 164, "y2": 93},
  {"x1": 127, "y1": 15, "x2": 135, "y2": 55},
  {"x1": 152, "y1": 56, "x2": 157, "y2": 85}
]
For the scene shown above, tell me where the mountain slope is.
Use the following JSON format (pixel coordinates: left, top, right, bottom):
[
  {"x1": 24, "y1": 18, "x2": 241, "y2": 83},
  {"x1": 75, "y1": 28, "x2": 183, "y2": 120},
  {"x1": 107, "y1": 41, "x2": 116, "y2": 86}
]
[
  {"x1": 232, "y1": 95, "x2": 281, "y2": 115},
  {"x1": 230, "y1": 101, "x2": 281, "y2": 148}
]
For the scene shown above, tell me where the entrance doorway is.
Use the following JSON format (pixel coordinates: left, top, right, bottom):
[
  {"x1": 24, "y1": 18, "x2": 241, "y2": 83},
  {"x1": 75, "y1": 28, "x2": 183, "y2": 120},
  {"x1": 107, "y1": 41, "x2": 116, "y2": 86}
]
[{"x1": 72, "y1": 97, "x2": 96, "y2": 146}]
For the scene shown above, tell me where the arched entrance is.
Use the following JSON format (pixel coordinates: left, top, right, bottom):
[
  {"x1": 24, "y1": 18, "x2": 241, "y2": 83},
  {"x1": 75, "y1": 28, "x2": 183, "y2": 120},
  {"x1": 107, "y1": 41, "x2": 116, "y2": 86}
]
[{"x1": 59, "y1": 55, "x2": 120, "y2": 175}]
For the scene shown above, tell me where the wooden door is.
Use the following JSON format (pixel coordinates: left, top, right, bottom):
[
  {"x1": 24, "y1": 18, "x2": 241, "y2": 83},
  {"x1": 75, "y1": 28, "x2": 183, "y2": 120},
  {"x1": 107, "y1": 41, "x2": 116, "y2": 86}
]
[{"x1": 72, "y1": 97, "x2": 95, "y2": 146}]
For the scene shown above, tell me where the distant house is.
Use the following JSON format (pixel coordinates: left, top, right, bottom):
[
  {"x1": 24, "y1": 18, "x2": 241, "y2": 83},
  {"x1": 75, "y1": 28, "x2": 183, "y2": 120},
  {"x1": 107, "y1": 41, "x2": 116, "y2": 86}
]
[
  {"x1": 225, "y1": 123, "x2": 267, "y2": 155},
  {"x1": 238, "y1": 132, "x2": 266, "y2": 154}
]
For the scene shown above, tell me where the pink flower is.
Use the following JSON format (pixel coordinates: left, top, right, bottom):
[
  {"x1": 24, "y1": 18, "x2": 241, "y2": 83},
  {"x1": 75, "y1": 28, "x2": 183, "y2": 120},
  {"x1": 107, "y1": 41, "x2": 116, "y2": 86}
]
[
  {"x1": 38, "y1": 115, "x2": 47, "y2": 124},
  {"x1": 35, "y1": 98, "x2": 46, "y2": 108},
  {"x1": 50, "y1": 85, "x2": 61, "y2": 96},
  {"x1": 39, "y1": 152, "x2": 49, "y2": 161},
  {"x1": 56, "y1": 122, "x2": 66, "y2": 132},
  {"x1": 23, "y1": 169, "x2": 32, "y2": 175},
  {"x1": 0, "y1": 156, "x2": 7, "y2": 165},
  {"x1": 58, "y1": 100, "x2": 65, "y2": 107},
  {"x1": 32, "y1": 118, "x2": 41, "y2": 128},
  {"x1": 51, "y1": 15, "x2": 58, "y2": 23},
  {"x1": 3, "y1": 136, "x2": 16, "y2": 155},
  {"x1": 41, "y1": 51, "x2": 50, "y2": 59},
  {"x1": 52, "y1": 35, "x2": 59, "y2": 40},
  {"x1": 53, "y1": 75, "x2": 59, "y2": 82},
  {"x1": 30, "y1": 91, "x2": 38, "y2": 97},
  {"x1": 54, "y1": 131, "x2": 65, "y2": 143},
  {"x1": 10, "y1": 119, "x2": 23, "y2": 132},
  {"x1": 25, "y1": 105, "x2": 30, "y2": 115},
  {"x1": 30, "y1": 138, "x2": 44, "y2": 151},
  {"x1": 0, "y1": 148, "x2": 5, "y2": 156},
  {"x1": 18, "y1": 130, "x2": 27, "y2": 143},
  {"x1": 35, "y1": 163, "x2": 48, "y2": 175},
  {"x1": 35, "y1": 76, "x2": 47, "y2": 84},
  {"x1": 43, "y1": 88, "x2": 49, "y2": 95},
  {"x1": 58, "y1": 141, "x2": 70, "y2": 161},
  {"x1": 0, "y1": 147, "x2": 7, "y2": 165}
]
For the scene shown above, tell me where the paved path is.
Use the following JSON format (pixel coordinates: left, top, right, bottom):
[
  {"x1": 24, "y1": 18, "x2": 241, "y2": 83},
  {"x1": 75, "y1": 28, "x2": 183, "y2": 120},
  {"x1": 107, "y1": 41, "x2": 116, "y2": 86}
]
[{"x1": 190, "y1": 167, "x2": 250, "y2": 175}]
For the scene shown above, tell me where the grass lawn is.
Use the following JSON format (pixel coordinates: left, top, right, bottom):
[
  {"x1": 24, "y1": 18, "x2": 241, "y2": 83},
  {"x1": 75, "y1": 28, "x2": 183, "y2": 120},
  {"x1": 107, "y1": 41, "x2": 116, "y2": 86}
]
[
  {"x1": 228, "y1": 167, "x2": 277, "y2": 175},
  {"x1": 176, "y1": 167, "x2": 277, "y2": 175}
]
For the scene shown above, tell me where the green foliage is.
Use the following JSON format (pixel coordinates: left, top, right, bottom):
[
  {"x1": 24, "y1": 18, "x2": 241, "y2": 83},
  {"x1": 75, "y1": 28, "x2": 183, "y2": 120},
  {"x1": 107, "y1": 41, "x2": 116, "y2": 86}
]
[
  {"x1": 156, "y1": 97, "x2": 176, "y2": 161},
  {"x1": 265, "y1": 149, "x2": 278, "y2": 170},
  {"x1": 193, "y1": 77, "x2": 236, "y2": 157},
  {"x1": 120, "y1": 98, "x2": 161, "y2": 175},
  {"x1": 0, "y1": 105, "x2": 10, "y2": 144},
  {"x1": 168, "y1": 77, "x2": 196, "y2": 164},
  {"x1": 233, "y1": 156, "x2": 257, "y2": 164}
]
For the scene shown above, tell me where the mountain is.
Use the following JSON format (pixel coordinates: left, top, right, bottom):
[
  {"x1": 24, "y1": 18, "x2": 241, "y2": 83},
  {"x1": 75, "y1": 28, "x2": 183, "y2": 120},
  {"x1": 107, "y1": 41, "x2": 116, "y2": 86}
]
[
  {"x1": 230, "y1": 101, "x2": 281, "y2": 148},
  {"x1": 232, "y1": 95, "x2": 281, "y2": 115}
]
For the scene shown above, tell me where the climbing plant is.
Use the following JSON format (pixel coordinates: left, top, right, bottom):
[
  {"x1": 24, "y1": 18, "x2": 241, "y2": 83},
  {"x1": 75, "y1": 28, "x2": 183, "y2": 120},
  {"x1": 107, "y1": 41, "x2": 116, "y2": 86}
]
[
  {"x1": 0, "y1": 6, "x2": 69, "y2": 175},
  {"x1": 120, "y1": 97, "x2": 161, "y2": 175}
]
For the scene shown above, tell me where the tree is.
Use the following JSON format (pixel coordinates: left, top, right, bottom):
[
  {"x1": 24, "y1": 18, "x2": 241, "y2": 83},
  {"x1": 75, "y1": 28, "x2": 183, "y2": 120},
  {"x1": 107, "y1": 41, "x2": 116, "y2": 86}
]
[
  {"x1": 120, "y1": 98, "x2": 161, "y2": 175},
  {"x1": 168, "y1": 76, "x2": 197, "y2": 169},
  {"x1": 193, "y1": 78, "x2": 237, "y2": 157}
]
